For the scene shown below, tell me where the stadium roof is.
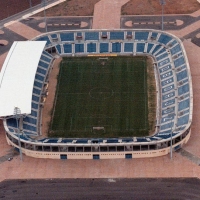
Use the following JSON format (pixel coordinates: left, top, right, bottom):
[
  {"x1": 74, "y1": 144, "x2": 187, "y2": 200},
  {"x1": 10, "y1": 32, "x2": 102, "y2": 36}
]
[{"x1": 0, "y1": 41, "x2": 46, "y2": 117}]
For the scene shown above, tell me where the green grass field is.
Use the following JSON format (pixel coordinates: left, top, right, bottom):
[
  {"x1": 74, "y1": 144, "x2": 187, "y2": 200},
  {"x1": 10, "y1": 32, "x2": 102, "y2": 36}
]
[{"x1": 49, "y1": 56, "x2": 149, "y2": 138}]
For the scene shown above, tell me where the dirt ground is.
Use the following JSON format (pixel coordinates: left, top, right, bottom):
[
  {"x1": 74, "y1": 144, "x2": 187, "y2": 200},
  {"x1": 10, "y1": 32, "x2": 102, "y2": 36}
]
[
  {"x1": 34, "y1": 0, "x2": 100, "y2": 17},
  {"x1": 122, "y1": 0, "x2": 200, "y2": 15},
  {"x1": 33, "y1": 0, "x2": 200, "y2": 17},
  {"x1": 41, "y1": 57, "x2": 61, "y2": 138}
]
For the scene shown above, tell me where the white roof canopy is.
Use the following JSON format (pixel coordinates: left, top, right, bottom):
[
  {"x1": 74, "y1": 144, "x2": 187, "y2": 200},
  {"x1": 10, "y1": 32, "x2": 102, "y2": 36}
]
[{"x1": 0, "y1": 41, "x2": 46, "y2": 117}]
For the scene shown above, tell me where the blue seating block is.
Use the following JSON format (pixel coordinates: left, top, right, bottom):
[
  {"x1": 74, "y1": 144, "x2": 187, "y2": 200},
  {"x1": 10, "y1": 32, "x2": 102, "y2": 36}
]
[
  {"x1": 160, "y1": 122, "x2": 174, "y2": 130},
  {"x1": 7, "y1": 118, "x2": 17, "y2": 128},
  {"x1": 40, "y1": 55, "x2": 52, "y2": 63},
  {"x1": 112, "y1": 43, "x2": 121, "y2": 52},
  {"x1": 85, "y1": 32, "x2": 99, "y2": 40},
  {"x1": 151, "y1": 32, "x2": 158, "y2": 38},
  {"x1": 23, "y1": 124, "x2": 37, "y2": 132},
  {"x1": 43, "y1": 51, "x2": 53, "y2": 58},
  {"x1": 34, "y1": 81, "x2": 43, "y2": 88},
  {"x1": 124, "y1": 43, "x2": 133, "y2": 52},
  {"x1": 170, "y1": 44, "x2": 182, "y2": 55},
  {"x1": 100, "y1": 43, "x2": 109, "y2": 53},
  {"x1": 178, "y1": 84, "x2": 189, "y2": 95},
  {"x1": 55, "y1": 45, "x2": 61, "y2": 54},
  {"x1": 32, "y1": 102, "x2": 39, "y2": 109},
  {"x1": 33, "y1": 88, "x2": 41, "y2": 95},
  {"x1": 87, "y1": 43, "x2": 96, "y2": 53},
  {"x1": 35, "y1": 74, "x2": 45, "y2": 82},
  {"x1": 38, "y1": 61, "x2": 49, "y2": 69},
  {"x1": 37, "y1": 67, "x2": 46, "y2": 75},
  {"x1": 36, "y1": 36, "x2": 51, "y2": 45},
  {"x1": 156, "y1": 52, "x2": 168, "y2": 61},
  {"x1": 135, "y1": 31, "x2": 149, "y2": 40},
  {"x1": 176, "y1": 70, "x2": 188, "y2": 81},
  {"x1": 177, "y1": 115, "x2": 189, "y2": 126},
  {"x1": 147, "y1": 43, "x2": 154, "y2": 53},
  {"x1": 178, "y1": 98, "x2": 190, "y2": 111},
  {"x1": 136, "y1": 43, "x2": 145, "y2": 52},
  {"x1": 75, "y1": 44, "x2": 84, "y2": 53},
  {"x1": 30, "y1": 110, "x2": 38, "y2": 117},
  {"x1": 63, "y1": 44, "x2": 72, "y2": 53},
  {"x1": 110, "y1": 32, "x2": 124, "y2": 40},
  {"x1": 60, "y1": 33, "x2": 74, "y2": 41},
  {"x1": 152, "y1": 45, "x2": 162, "y2": 55},
  {"x1": 24, "y1": 117, "x2": 37, "y2": 125},
  {"x1": 51, "y1": 34, "x2": 57, "y2": 39},
  {"x1": 158, "y1": 34, "x2": 173, "y2": 45}
]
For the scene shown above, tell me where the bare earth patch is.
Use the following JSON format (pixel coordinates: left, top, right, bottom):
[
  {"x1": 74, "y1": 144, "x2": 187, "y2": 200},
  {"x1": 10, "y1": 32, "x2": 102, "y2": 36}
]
[
  {"x1": 0, "y1": 40, "x2": 8, "y2": 45},
  {"x1": 121, "y1": 0, "x2": 200, "y2": 15},
  {"x1": 41, "y1": 57, "x2": 61, "y2": 137},
  {"x1": 34, "y1": 0, "x2": 100, "y2": 17},
  {"x1": 147, "y1": 57, "x2": 156, "y2": 135}
]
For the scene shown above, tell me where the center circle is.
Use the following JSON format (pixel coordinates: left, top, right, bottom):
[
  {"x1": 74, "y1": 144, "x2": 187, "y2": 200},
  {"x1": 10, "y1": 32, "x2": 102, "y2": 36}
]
[{"x1": 89, "y1": 87, "x2": 113, "y2": 100}]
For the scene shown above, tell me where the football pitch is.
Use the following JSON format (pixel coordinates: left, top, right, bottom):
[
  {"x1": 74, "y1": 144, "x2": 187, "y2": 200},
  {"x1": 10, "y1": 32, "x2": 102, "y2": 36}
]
[{"x1": 49, "y1": 56, "x2": 149, "y2": 138}]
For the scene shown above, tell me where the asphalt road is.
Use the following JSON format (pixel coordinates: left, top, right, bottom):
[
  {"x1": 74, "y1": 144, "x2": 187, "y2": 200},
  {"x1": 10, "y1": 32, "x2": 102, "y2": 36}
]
[{"x1": 1, "y1": 178, "x2": 200, "y2": 200}]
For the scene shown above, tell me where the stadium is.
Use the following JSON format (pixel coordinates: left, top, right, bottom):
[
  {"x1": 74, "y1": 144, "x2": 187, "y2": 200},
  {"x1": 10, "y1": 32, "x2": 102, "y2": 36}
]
[{"x1": 0, "y1": 29, "x2": 193, "y2": 159}]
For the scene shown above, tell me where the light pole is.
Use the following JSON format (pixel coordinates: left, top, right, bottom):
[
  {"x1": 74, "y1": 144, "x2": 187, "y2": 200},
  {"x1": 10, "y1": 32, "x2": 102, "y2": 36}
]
[
  {"x1": 160, "y1": 0, "x2": 166, "y2": 31},
  {"x1": 165, "y1": 112, "x2": 175, "y2": 160},
  {"x1": 14, "y1": 107, "x2": 23, "y2": 161},
  {"x1": 42, "y1": 0, "x2": 48, "y2": 33}
]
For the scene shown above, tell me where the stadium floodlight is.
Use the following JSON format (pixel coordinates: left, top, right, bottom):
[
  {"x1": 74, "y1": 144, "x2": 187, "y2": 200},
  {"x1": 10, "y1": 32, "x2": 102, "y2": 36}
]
[
  {"x1": 29, "y1": 0, "x2": 32, "y2": 8},
  {"x1": 166, "y1": 112, "x2": 176, "y2": 160},
  {"x1": 42, "y1": 0, "x2": 48, "y2": 33},
  {"x1": 14, "y1": 107, "x2": 23, "y2": 161},
  {"x1": 160, "y1": 0, "x2": 166, "y2": 31}
]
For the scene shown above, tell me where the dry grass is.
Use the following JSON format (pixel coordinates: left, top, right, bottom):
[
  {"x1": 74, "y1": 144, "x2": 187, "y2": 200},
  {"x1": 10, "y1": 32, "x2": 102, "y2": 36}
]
[{"x1": 34, "y1": 0, "x2": 100, "y2": 17}]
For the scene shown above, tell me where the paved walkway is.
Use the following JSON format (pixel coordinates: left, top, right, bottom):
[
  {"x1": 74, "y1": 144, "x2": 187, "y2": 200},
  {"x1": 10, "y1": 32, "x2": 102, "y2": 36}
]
[
  {"x1": 1, "y1": 0, "x2": 200, "y2": 182},
  {"x1": 93, "y1": 0, "x2": 130, "y2": 29}
]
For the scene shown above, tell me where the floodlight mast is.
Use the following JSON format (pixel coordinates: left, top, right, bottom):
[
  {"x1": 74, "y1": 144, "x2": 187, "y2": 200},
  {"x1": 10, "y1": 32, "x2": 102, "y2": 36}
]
[
  {"x1": 160, "y1": 0, "x2": 166, "y2": 31},
  {"x1": 42, "y1": 0, "x2": 48, "y2": 33},
  {"x1": 14, "y1": 107, "x2": 23, "y2": 161}
]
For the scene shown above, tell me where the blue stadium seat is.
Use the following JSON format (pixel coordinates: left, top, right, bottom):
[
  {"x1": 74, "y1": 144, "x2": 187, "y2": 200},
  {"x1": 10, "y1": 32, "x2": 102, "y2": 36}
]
[
  {"x1": 146, "y1": 43, "x2": 154, "y2": 53},
  {"x1": 30, "y1": 110, "x2": 38, "y2": 117},
  {"x1": 152, "y1": 45, "x2": 162, "y2": 55},
  {"x1": 23, "y1": 124, "x2": 37, "y2": 132},
  {"x1": 38, "y1": 61, "x2": 49, "y2": 69},
  {"x1": 36, "y1": 36, "x2": 51, "y2": 46},
  {"x1": 100, "y1": 43, "x2": 109, "y2": 53},
  {"x1": 170, "y1": 44, "x2": 182, "y2": 55},
  {"x1": 178, "y1": 98, "x2": 190, "y2": 111},
  {"x1": 178, "y1": 84, "x2": 189, "y2": 95},
  {"x1": 32, "y1": 102, "x2": 39, "y2": 110},
  {"x1": 63, "y1": 44, "x2": 72, "y2": 53},
  {"x1": 112, "y1": 42, "x2": 121, "y2": 52},
  {"x1": 43, "y1": 51, "x2": 53, "y2": 58},
  {"x1": 34, "y1": 81, "x2": 43, "y2": 88},
  {"x1": 85, "y1": 32, "x2": 99, "y2": 40},
  {"x1": 55, "y1": 45, "x2": 62, "y2": 54},
  {"x1": 124, "y1": 43, "x2": 134, "y2": 52},
  {"x1": 51, "y1": 34, "x2": 57, "y2": 39},
  {"x1": 110, "y1": 32, "x2": 124, "y2": 40},
  {"x1": 35, "y1": 74, "x2": 45, "y2": 82},
  {"x1": 162, "y1": 99, "x2": 175, "y2": 108},
  {"x1": 40, "y1": 55, "x2": 52, "y2": 63},
  {"x1": 24, "y1": 117, "x2": 37, "y2": 125},
  {"x1": 32, "y1": 95, "x2": 40, "y2": 102},
  {"x1": 60, "y1": 33, "x2": 74, "y2": 41},
  {"x1": 156, "y1": 53, "x2": 169, "y2": 61},
  {"x1": 174, "y1": 57, "x2": 185, "y2": 68},
  {"x1": 176, "y1": 70, "x2": 188, "y2": 81},
  {"x1": 75, "y1": 44, "x2": 84, "y2": 53},
  {"x1": 151, "y1": 32, "x2": 158, "y2": 39},
  {"x1": 136, "y1": 43, "x2": 145, "y2": 52},
  {"x1": 135, "y1": 31, "x2": 149, "y2": 40},
  {"x1": 37, "y1": 67, "x2": 46, "y2": 75},
  {"x1": 7, "y1": 118, "x2": 17, "y2": 128},
  {"x1": 158, "y1": 34, "x2": 173, "y2": 45},
  {"x1": 87, "y1": 43, "x2": 96, "y2": 53},
  {"x1": 155, "y1": 47, "x2": 167, "y2": 56},
  {"x1": 160, "y1": 122, "x2": 174, "y2": 130},
  {"x1": 177, "y1": 115, "x2": 189, "y2": 126},
  {"x1": 159, "y1": 65, "x2": 171, "y2": 73},
  {"x1": 33, "y1": 88, "x2": 41, "y2": 95}
]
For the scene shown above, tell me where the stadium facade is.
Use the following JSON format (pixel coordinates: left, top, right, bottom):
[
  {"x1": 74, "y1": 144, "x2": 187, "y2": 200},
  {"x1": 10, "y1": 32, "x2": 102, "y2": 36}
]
[{"x1": 0, "y1": 29, "x2": 193, "y2": 159}]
